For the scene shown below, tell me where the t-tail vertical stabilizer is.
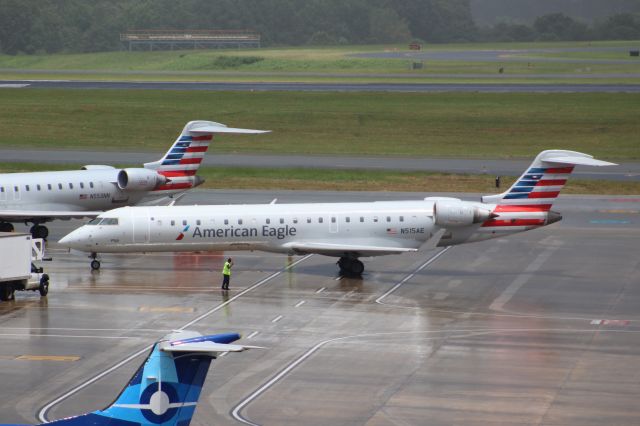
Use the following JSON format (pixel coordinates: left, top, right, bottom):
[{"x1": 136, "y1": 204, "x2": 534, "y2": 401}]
[
  {"x1": 16, "y1": 331, "x2": 259, "y2": 426},
  {"x1": 481, "y1": 150, "x2": 616, "y2": 230},
  {"x1": 144, "y1": 120, "x2": 269, "y2": 194}
]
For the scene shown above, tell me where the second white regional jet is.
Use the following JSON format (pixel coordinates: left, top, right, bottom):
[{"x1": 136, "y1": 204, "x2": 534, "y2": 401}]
[
  {"x1": 0, "y1": 121, "x2": 267, "y2": 239},
  {"x1": 59, "y1": 150, "x2": 614, "y2": 273}
]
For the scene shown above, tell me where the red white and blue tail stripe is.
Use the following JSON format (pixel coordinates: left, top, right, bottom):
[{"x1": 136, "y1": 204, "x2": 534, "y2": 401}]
[
  {"x1": 481, "y1": 150, "x2": 615, "y2": 230},
  {"x1": 144, "y1": 121, "x2": 269, "y2": 194}
]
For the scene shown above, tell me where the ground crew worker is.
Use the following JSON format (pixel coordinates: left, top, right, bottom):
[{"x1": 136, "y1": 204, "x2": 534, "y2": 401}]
[{"x1": 222, "y1": 257, "x2": 233, "y2": 290}]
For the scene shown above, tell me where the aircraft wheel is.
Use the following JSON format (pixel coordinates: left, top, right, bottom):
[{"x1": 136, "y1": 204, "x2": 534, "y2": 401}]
[
  {"x1": 0, "y1": 222, "x2": 14, "y2": 232},
  {"x1": 39, "y1": 275, "x2": 49, "y2": 297},
  {"x1": 30, "y1": 225, "x2": 49, "y2": 240},
  {"x1": 0, "y1": 284, "x2": 15, "y2": 301},
  {"x1": 351, "y1": 259, "x2": 364, "y2": 275},
  {"x1": 90, "y1": 260, "x2": 101, "y2": 270}
]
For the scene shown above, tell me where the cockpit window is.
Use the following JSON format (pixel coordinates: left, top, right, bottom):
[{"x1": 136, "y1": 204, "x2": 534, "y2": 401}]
[{"x1": 87, "y1": 217, "x2": 118, "y2": 225}]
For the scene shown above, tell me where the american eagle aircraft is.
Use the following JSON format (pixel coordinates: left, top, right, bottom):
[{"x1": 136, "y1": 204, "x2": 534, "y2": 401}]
[
  {"x1": 60, "y1": 150, "x2": 614, "y2": 274},
  {"x1": 0, "y1": 121, "x2": 267, "y2": 239},
  {"x1": 0, "y1": 330, "x2": 258, "y2": 426}
]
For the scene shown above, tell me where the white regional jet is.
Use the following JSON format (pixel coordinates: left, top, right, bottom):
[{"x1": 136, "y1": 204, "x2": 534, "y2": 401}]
[
  {"x1": 0, "y1": 121, "x2": 267, "y2": 239},
  {"x1": 60, "y1": 150, "x2": 614, "y2": 273}
]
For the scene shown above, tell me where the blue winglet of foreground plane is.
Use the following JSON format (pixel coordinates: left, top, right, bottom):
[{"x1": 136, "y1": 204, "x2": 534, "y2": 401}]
[{"x1": 1, "y1": 331, "x2": 259, "y2": 426}]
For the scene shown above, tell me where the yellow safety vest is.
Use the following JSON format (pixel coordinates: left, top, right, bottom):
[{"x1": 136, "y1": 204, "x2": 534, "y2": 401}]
[{"x1": 223, "y1": 261, "x2": 231, "y2": 276}]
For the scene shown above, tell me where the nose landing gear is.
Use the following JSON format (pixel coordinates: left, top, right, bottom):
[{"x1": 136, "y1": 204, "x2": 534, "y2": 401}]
[
  {"x1": 337, "y1": 257, "x2": 364, "y2": 276},
  {"x1": 89, "y1": 252, "x2": 101, "y2": 270}
]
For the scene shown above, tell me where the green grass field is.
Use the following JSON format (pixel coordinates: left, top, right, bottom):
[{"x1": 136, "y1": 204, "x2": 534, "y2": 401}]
[
  {"x1": 0, "y1": 40, "x2": 638, "y2": 83},
  {"x1": 1, "y1": 162, "x2": 637, "y2": 194},
  {"x1": 0, "y1": 89, "x2": 637, "y2": 160}
]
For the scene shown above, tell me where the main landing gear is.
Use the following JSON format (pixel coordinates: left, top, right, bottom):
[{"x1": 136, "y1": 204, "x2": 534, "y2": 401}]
[
  {"x1": 337, "y1": 257, "x2": 364, "y2": 276},
  {"x1": 0, "y1": 222, "x2": 14, "y2": 233},
  {"x1": 90, "y1": 252, "x2": 101, "y2": 270},
  {"x1": 29, "y1": 224, "x2": 49, "y2": 240}
]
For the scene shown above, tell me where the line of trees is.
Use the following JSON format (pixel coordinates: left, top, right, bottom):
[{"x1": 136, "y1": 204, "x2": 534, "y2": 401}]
[{"x1": 0, "y1": 0, "x2": 638, "y2": 55}]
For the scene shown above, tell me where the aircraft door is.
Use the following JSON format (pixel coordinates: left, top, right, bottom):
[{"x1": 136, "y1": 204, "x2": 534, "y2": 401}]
[
  {"x1": 132, "y1": 209, "x2": 150, "y2": 243},
  {"x1": 330, "y1": 216, "x2": 339, "y2": 233}
]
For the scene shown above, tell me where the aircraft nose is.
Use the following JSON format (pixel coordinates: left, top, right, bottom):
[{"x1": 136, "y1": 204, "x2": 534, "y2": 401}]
[
  {"x1": 58, "y1": 228, "x2": 87, "y2": 248},
  {"x1": 546, "y1": 210, "x2": 563, "y2": 225}
]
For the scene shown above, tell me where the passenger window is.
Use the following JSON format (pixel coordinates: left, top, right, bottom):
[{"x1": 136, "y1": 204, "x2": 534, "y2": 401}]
[
  {"x1": 171, "y1": 220, "x2": 175, "y2": 226},
  {"x1": 373, "y1": 216, "x2": 378, "y2": 222},
  {"x1": 331, "y1": 217, "x2": 336, "y2": 223},
  {"x1": 293, "y1": 218, "x2": 298, "y2": 224},
  {"x1": 196, "y1": 220, "x2": 201, "y2": 225},
  {"x1": 90, "y1": 182, "x2": 94, "y2": 188},
  {"x1": 318, "y1": 217, "x2": 323, "y2": 223},
  {"x1": 280, "y1": 218, "x2": 284, "y2": 224},
  {"x1": 37, "y1": 184, "x2": 41, "y2": 191},
  {"x1": 14, "y1": 186, "x2": 18, "y2": 192},
  {"x1": 360, "y1": 217, "x2": 364, "y2": 222},
  {"x1": 238, "y1": 219, "x2": 243, "y2": 225},
  {"x1": 266, "y1": 218, "x2": 270, "y2": 224},
  {"x1": 306, "y1": 218, "x2": 311, "y2": 223},
  {"x1": 345, "y1": 217, "x2": 350, "y2": 223},
  {"x1": 400, "y1": 216, "x2": 404, "y2": 222},
  {"x1": 69, "y1": 183, "x2": 73, "y2": 189},
  {"x1": 58, "y1": 183, "x2": 62, "y2": 190},
  {"x1": 183, "y1": 220, "x2": 187, "y2": 226},
  {"x1": 25, "y1": 185, "x2": 30, "y2": 191},
  {"x1": 386, "y1": 216, "x2": 391, "y2": 222},
  {"x1": 80, "y1": 182, "x2": 84, "y2": 189},
  {"x1": 224, "y1": 219, "x2": 229, "y2": 225},
  {"x1": 0, "y1": 187, "x2": 3, "y2": 193},
  {"x1": 47, "y1": 184, "x2": 52, "y2": 190}
]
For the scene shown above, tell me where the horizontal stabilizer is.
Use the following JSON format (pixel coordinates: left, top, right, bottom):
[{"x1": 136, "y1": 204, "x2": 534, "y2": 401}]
[
  {"x1": 163, "y1": 341, "x2": 263, "y2": 353},
  {"x1": 541, "y1": 155, "x2": 617, "y2": 167},
  {"x1": 190, "y1": 125, "x2": 270, "y2": 134}
]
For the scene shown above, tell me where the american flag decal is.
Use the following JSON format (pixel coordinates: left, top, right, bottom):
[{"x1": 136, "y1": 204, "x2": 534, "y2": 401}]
[
  {"x1": 386, "y1": 228, "x2": 397, "y2": 234},
  {"x1": 79, "y1": 194, "x2": 87, "y2": 200}
]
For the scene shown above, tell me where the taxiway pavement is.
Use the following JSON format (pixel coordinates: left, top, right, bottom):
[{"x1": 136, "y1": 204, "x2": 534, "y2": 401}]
[
  {"x1": 0, "y1": 189, "x2": 638, "y2": 425},
  {"x1": 2, "y1": 80, "x2": 640, "y2": 93},
  {"x1": 1, "y1": 149, "x2": 637, "y2": 182}
]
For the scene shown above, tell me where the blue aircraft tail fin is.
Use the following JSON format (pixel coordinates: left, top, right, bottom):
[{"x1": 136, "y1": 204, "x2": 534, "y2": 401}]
[{"x1": 40, "y1": 331, "x2": 258, "y2": 426}]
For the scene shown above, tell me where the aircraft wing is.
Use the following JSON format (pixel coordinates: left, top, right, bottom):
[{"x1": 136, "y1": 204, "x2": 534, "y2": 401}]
[
  {"x1": 283, "y1": 241, "x2": 417, "y2": 257},
  {"x1": 0, "y1": 210, "x2": 102, "y2": 222}
]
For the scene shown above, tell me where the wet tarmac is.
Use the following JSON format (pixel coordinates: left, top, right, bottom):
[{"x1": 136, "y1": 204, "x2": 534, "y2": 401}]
[{"x1": 0, "y1": 190, "x2": 638, "y2": 425}]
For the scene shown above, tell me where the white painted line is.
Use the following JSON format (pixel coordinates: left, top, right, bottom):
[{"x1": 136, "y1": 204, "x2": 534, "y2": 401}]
[
  {"x1": 247, "y1": 331, "x2": 259, "y2": 339},
  {"x1": 271, "y1": 315, "x2": 283, "y2": 323},
  {"x1": 375, "y1": 247, "x2": 451, "y2": 305},
  {"x1": 433, "y1": 292, "x2": 449, "y2": 301},
  {"x1": 334, "y1": 275, "x2": 343, "y2": 281},
  {"x1": 315, "y1": 287, "x2": 326, "y2": 294},
  {"x1": 294, "y1": 300, "x2": 306, "y2": 308},
  {"x1": 37, "y1": 254, "x2": 314, "y2": 423},
  {"x1": 489, "y1": 244, "x2": 560, "y2": 312},
  {"x1": 218, "y1": 352, "x2": 228, "y2": 357},
  {"x1": 231, "y1": 326, "x2": 640, "y2": 426},
  {"x1": 0, "y1": 83, "x2": 29, "y2": 88}
]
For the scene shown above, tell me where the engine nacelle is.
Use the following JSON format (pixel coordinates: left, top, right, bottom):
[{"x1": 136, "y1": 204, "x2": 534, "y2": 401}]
[
  {"x1": 433, "y1": 201, "x2": 492, "y2": 227},
  {"x1": 117, "y1": 168, "x2": 167, "y2": 191},
  {"x1": 81, "y1": 165, "x2": 116, "y2": 170}
]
